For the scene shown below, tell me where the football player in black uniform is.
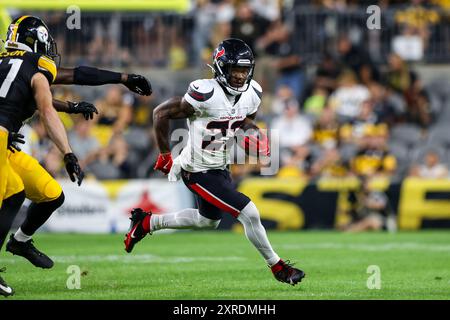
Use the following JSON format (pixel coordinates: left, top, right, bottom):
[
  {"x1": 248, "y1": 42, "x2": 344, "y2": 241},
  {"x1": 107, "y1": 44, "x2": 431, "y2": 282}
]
[
  {"x1": 0, "y1": 15, "x2": 153, "y2": 291},
  {"x1": 0, "y1": 15, "x2": 86, "y2": 296}
]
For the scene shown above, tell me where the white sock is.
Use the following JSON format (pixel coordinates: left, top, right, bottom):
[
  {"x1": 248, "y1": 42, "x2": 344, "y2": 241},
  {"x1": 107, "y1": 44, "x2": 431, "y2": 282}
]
[
  {"x1": 237, "y1": 202, "x2": 280, "y2": 266},
  {"x1": 150, "y1": 208, "x2": 220, "y2": 232},
  {"x1": 14, "y1": 228, "x2": 32, "y2": 243}
]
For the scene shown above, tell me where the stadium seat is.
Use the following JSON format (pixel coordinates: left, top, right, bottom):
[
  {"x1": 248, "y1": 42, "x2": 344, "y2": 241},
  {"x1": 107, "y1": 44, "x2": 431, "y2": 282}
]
[
  {"x1": 390, "y1": 124, "x2": 424, "y2": 149},
  {"x1": 427, "y1": 125, "x2": 450, "y2": 148},
  {"x1": 388, "y1": 141, "x2": 409, "y2": 163}
]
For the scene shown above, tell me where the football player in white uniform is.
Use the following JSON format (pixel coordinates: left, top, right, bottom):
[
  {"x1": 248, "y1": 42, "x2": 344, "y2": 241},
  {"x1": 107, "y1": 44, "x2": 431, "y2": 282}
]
[{"x1": 124, "y1": 39, "x2": 305, "y2": 286}]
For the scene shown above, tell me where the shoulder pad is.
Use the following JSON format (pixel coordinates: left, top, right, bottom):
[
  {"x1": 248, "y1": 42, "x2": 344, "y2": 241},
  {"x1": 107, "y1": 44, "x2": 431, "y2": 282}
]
[
  {"x1": 250, "y1": 80, "x2": 262, "y2": 100},
  {"x1": 37, "y1": 54, "x2": 57, "y2": 83},
  {"x1": 187, "y1": 79, "x2": 215, "y2": 102}
]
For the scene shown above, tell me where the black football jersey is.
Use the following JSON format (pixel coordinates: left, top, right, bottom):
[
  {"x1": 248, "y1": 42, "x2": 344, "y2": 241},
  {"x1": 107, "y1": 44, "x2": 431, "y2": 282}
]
[{"x1": 0, "y1": 50, "x2": 56, "y2": 132}]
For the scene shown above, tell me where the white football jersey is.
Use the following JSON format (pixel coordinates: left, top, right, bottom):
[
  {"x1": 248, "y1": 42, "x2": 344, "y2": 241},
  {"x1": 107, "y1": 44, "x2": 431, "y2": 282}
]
[{"x1": 178, "y1": 78, "x2": 262, "y2": 172}]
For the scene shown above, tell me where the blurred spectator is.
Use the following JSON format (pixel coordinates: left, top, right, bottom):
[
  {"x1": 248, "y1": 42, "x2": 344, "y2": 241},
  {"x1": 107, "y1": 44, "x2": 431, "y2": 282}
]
[
  {"x1": 250, "y1": 0, "x2": 280, "y2": 22},
  {"x1": 131, "y1": 94, "x2": 157, "y2": 127},
  {"x1": 312, "y1": 107, "x2": 340, "y2": 150},
  {"x1": 386, "y1": 53, "x2": 411, "y2": 94},
  {"x1": 29, "y1": 117, "x2": 53, "y2": 164},
  {"x1": 367, "y1": 82, "x2": 401, "y2": 126},
  {"x1": 313, "y1": 52, "x2": 340, "y2": 94},
  {"x1": 169, "y1": 37, "x2": 188, "y2": 70},
  {"x1": 350, "y1": 133, "x2": 397, "y2": 178},
  {"x1": 42, "y1": 146, "x2": 65, "y2": 179},
  {"x1": 270, "y1": 97, "x2": 312, "y2": 169},
  {"x1": 409, "y1": 149, "x2": 449, "y2": 178},
  {"x1": 335, "y1": 34, "x2": 378, "y2": 84},
  {"x1": 256, "y1": 20, "x2": 304, "y2": 100},
  {"x1": 343, "y1": 179, "x2": 396, "y2": 232},
  {"x1": 339, "y1": 99, "x2": 388, "y2": 146},
  {"x1": 402, "y1": 71, "x2": 434, "y2": 128},
  {"x1": 270, "y1": 85, "x2": 297, "y2": 116},
  {"x1": 328, "y1": 70, "x2": 371, "y2": 122},
  {"x1": 88, "y1": 135, "x2": 132, "y2": 180},
  {"x1": 68, "y1": 116, "x2": 101, "y2": 168},
  {"x1": 303, "y1": 86, "x2": 328, "y2": 119},
  {"x1": 309, "y1": 108, "x2": 347, "y2": 177},
  {"x1": 95, "y1": 86, "x2": 134, "y2": 135},
  {"x1": 230, "y1": 2, "x2": 271, "y2": 55},
  {"x1": 394, "y1": 0, "x2": 440, "y2": 53}
]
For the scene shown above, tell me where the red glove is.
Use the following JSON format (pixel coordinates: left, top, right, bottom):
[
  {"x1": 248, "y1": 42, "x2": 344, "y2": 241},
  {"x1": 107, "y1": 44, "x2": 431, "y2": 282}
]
[
  {"x1": 241, "y1": 130, "x2": 270, "y2": 157},
  {"x1": 154, "y1": 152, "x2": 173, "y2": 174}
]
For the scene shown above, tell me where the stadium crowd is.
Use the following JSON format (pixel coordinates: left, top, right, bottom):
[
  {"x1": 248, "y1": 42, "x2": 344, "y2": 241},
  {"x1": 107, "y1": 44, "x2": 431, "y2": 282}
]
[{"x1": 14, "y1": 0, "x2": 450, "y2": 184}]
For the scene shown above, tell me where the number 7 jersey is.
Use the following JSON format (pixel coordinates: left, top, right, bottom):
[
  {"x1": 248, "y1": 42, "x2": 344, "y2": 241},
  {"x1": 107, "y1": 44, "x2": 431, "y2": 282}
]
[
  {"x1": 179, "y1": 78, "x2": 262, "y2": 172},
  {"x1": 0, "y1": 50, "x2": 57, "y2": 132}
]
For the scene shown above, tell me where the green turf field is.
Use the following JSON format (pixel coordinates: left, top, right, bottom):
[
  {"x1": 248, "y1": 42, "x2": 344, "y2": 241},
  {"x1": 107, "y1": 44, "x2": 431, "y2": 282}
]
[{"x1": 1, "y1": 231, "x2": 449, "y2": 300}]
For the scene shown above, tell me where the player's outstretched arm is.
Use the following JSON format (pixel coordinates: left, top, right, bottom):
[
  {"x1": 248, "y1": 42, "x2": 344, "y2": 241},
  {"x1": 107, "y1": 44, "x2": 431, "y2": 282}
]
[
  {"x1": 54, "y1": 67, "x2": 152, "y2": 96},
  {"x1": 32, "y1": 73, "x2": 84, "y2": 186},
  {"x1": 152, "y1": 97, "x2": 195, "y2": 174},
  {"x1": 52, "y1": 99, "x2": 98, "y2": 120}
]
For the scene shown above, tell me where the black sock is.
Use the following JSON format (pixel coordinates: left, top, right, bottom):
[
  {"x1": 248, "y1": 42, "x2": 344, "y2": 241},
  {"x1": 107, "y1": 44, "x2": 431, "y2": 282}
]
[
  {"x1": 20, "y1": 192, "x2": 65, "y2": 236},
  {"x1": 0, "y1": 191, "x2": 25, "y2": 251}
]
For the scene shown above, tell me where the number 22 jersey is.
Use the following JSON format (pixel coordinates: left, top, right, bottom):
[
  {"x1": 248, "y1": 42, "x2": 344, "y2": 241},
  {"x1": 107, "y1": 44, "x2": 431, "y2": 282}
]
[{"x1": 179, "y1": 78, "x2": 262, "y2": 172}]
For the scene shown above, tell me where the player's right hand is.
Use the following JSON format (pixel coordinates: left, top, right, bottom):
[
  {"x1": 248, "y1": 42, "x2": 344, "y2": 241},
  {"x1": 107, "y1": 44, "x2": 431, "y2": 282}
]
[
  {"x1": 67, "y1": 101, "x2": 99, "y2": 120},
  {"x1": 153, "y1": 152, "x2": 173, "y2": 174},
  {"x1": 7, "y1": 132, "x2": 25, "y2": 153},
  {"x1": 64, "y1": 153, "x2": 84, "y2": 186}
]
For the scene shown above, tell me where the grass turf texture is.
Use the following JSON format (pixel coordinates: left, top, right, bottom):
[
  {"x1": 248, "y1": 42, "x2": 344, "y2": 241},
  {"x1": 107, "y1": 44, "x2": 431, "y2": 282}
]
[{"x1": 1, "y1": 231, "x2": 449, "y2": 300}]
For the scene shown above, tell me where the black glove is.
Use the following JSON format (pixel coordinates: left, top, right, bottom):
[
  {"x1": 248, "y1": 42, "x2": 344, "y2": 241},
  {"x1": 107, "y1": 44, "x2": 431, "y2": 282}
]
[
  {"x1": 64, "y1": 153, "x2": 84, "y2": 186},
  {"x1": 67, "y1": 101, "x2": 98, "y2": 120},
  {"x1": 123, "y1": 74, "x2": 152, "y2": 96},
  {"x1": 7, "y1": 132, "x2": 25, "y2": 153}
]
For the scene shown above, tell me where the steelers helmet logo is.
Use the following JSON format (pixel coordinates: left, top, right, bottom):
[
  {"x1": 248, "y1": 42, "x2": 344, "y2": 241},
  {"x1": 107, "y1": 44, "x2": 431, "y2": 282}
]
[{"x1": 36, "y1": 26, "x2": 48, "y2": 43}]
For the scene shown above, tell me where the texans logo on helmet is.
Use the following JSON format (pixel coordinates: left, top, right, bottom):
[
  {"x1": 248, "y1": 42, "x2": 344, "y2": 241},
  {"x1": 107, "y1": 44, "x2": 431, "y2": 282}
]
[{"x1": 215, "y1": 48, "x2": 225, "y2": 60}]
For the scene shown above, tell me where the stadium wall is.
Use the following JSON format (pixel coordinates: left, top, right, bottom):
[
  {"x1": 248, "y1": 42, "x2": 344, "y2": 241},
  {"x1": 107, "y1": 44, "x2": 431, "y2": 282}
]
[{"x1": 40, "y1": 178, "x2": 450, "y2": 233}]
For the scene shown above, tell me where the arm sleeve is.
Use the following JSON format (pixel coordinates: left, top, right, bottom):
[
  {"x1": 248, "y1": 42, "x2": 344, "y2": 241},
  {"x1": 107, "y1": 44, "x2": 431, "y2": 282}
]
[
  {"x1": 73, "y1": 66, "x2": 121, "y2": 85},
  {"x1": 37, "y1": 55, "x2": 57, "y2": 84}
]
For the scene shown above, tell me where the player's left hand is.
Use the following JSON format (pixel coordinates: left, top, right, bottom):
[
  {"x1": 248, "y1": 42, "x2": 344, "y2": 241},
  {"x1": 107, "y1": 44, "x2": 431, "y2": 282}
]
[
  {"x1": 242, "y1": 130, "x2": 270, "y2": 157},
  {"x1": 154, "y1": 152, "x2": 173, "y2": 174},
  {"x1": 7, "y1": 132, "x2": 25, "y2": 153},
  {"x1": 64, "y1": 153, "x2": 84, "y2": 186},
  {"x1": 68, "y1": 101, "x2": 99, "y2": 120},
  {"x1": 124, "y1": 74, "x2": 152, "y2": 96}
]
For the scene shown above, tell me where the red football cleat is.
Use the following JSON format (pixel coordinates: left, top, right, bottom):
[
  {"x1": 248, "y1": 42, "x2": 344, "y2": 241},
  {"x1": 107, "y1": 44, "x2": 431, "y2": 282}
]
[
  {"x1": 124, "y1": 208, "x2": 152, "y2": 253},
  {"x1": 271, "y1": 259, "x2": 305, "y2": 286}
]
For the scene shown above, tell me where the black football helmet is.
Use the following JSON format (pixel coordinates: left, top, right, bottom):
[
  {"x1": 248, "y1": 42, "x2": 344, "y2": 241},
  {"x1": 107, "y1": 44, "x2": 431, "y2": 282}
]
[
  {"x1": 210, "y1": 38, "x2": 255, "y2": 95},
  {"x1": 4, "y1": 15, "x2": 59, "y2": 61}
]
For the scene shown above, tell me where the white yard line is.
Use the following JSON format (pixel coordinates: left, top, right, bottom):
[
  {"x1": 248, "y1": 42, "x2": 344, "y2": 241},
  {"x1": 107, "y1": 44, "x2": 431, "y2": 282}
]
[
  {"x1": 1, "y1": 254, "x2": 246, "y2": 264},
  {"x1": 279, "y1": 242, "x2": 450, "y2": 252}
]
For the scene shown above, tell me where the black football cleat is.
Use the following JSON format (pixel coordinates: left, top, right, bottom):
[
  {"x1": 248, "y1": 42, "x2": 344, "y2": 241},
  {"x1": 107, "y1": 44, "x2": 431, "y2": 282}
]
[
  {"x1": 0, "y1": 268, "x2": 14, "y2": 297},
  {"x1": 124, "y1": 208, "x2": 152, "y2": 253},
  {"x1": 6, "y1": 234, "x2": 54, "y2": 269},
  {"x1": 271, "y1": 259, "x2": 305, "y2": 286}
]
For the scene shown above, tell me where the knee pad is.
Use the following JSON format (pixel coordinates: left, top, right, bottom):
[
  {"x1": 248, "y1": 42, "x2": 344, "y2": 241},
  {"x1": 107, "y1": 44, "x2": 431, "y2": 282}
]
[
  {"x1": 41, "y1": 179, "x2": 63, "y2": 202},
  {"x1": 238, "y1": 201, "x2": 260, "y2": 224}
]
